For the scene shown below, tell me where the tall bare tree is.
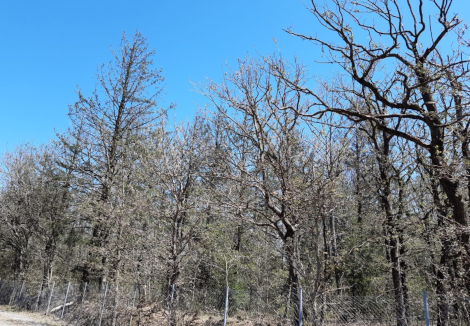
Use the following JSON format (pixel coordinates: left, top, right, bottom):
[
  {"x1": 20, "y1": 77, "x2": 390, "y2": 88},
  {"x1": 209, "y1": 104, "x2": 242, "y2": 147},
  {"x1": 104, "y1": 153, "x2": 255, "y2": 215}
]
[{"x1": 61, "y1": 31, "x2": 167, "y2": 286}]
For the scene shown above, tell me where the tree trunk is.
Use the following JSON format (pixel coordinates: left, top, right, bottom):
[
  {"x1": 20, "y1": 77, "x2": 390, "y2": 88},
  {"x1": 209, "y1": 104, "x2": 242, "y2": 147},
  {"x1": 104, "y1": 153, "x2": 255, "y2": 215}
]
[
  {"x1": 438, "y1": 175, "x2": 470, "y2": 293},
  {"x1": 436, "y1": 241, "x2": 451, "y2": 326},
  {"x1": 389, "y1": 234, "x2": 407, "y2": 326},
  {"x1": 284, "y1": 234, "x2": 300, "y2": 326},
  {"x1": 377, "y1": 133, "x2": 408, "y2": 326}
]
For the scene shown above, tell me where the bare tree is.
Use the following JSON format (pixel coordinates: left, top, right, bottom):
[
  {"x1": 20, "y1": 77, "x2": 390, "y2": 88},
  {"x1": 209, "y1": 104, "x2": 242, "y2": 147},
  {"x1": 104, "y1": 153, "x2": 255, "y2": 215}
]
[
  {"x1": 135, "y1": 118, "x2": 208, "y2": 325},
  {"x1": 0, "y1": 145, "x2": 40, "y2": 281},
  {"x1": 35, "y1": 144, "x2": 75, "y2": 290},
  {"x1": 0, "y1": 144, "x2": 73, "y2": 286},
  {"x1": 280, "y1": 1, "x2": 470, "y2": 323},
  {"x1": 200, "y1": 56, "x2": 347, "y2": 324},
  {"x1": 61, "y1": 31, "x2": 167, "y2": 286}
]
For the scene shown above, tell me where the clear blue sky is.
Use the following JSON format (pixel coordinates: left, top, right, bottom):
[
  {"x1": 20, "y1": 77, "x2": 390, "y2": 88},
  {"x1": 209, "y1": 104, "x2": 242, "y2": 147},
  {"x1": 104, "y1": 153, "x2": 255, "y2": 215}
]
[{"x1": 0, "y1": 0, "x2": 469, "y2": 155}]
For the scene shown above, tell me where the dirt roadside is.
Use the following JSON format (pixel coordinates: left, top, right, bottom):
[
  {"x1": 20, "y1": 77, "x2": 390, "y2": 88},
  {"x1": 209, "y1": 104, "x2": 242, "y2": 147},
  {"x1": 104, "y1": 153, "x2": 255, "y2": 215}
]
[{"x1": 0, "y1": 306, "x2": 65, "y2": 326}]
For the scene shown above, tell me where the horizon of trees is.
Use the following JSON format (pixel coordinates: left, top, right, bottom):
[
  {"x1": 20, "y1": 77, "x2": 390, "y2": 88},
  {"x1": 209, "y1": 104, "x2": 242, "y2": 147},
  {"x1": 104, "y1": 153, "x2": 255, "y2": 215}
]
[{"x1": 1, "y1": 1, "x2": 470, "y2": 325}]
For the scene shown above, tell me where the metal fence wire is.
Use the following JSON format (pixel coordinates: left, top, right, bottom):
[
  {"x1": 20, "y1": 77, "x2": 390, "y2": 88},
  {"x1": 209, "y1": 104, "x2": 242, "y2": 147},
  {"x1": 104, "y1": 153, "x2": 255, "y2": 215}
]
[
  {"x1": 1, "y1": 279, "x2": 470, "y2": 325},
  {"x1": 310, "y1": 295, "x2": 407, "y2": 325}
]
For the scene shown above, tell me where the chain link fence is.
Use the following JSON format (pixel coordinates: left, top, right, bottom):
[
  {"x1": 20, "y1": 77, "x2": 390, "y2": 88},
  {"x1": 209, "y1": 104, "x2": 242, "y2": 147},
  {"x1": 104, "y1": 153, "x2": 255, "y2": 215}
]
[{"x1": 1, "y1": 279, "x2": 470, "y2": 325}]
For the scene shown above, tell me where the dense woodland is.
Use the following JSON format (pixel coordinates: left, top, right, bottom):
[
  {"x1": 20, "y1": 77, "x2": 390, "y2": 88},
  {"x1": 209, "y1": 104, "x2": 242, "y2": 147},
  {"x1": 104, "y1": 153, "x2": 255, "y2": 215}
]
[{"x1": 1, "y1": 0, "x2": 470, "y2": 325}]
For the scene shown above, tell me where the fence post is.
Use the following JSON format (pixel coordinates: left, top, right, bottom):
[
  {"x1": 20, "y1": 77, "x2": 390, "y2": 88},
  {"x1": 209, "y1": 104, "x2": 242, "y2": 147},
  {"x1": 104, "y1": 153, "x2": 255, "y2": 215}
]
[
  {"x1": 223, "y1": 286, "x2": 229, "y2": 326},
  {"x1": 167, "y1": 284, "x2": 175, "y2": 326},
  {"x1": 129, "y1": 284, "x2": 137, "y2": 326},
  {"x1": 61, "y1": 281, "x2": 71, "y2": 319},
  {"x1": 35, "y1": 281, "x2": 43, "y2": 311},
  {"x1": 76, "y1": 282, "x2": 88, "y2": 326},
  {"x1": 298, "y1": 287, "x2": 303, "y2": 326},
  {"x1": 45, "y1": 281, "x2": 55, "y2": 315},
  {"x1": 423, "y1": 290, "x2": 430, "y2": 326},
  {"x1": 98, "y1": 282, "x2": 108, "y2": 326}
]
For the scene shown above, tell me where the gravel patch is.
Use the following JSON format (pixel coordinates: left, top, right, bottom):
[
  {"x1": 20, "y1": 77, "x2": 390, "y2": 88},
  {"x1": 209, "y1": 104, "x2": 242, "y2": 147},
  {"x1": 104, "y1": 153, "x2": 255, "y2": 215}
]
[{"x1": 0, "y1": 306, "x2": 64, "y2": 326}]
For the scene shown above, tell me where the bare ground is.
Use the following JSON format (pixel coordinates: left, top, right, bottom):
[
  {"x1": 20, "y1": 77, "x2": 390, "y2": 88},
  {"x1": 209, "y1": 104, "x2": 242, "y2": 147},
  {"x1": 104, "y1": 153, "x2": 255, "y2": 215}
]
[{"x1": 0, "y1": 306, "x2": 65, "y2": 326}]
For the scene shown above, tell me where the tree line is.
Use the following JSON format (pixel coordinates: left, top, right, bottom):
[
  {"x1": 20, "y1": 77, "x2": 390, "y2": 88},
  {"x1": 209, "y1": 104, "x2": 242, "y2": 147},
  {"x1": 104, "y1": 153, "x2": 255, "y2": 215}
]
[{"x1": 1, "y1": 1, "x2": 470, "y2": 325}]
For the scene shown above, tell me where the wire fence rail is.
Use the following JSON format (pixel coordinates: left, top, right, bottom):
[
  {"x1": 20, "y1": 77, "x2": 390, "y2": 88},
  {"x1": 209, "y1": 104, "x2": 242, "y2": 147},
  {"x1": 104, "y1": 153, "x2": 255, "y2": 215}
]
[{"x1": 0, "y1": 279, "x2": 469, "y2": 325}]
